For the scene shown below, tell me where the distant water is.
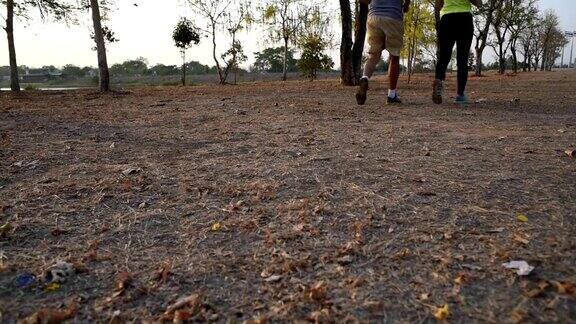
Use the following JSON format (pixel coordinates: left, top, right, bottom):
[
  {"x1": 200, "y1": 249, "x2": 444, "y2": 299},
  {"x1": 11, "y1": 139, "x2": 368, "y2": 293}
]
[{"x1": 1, "y1": 87, "x2": 83, "y2": 91}]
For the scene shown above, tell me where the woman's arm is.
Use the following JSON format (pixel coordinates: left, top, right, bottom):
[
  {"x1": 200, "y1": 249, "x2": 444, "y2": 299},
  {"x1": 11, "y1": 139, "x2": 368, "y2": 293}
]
[
  {"x1": 403, "y1": 0, "x2": 411, "y2": 13},
  {"x1": 470, "y1": 0, "x2": 483, "y2": 7},
  {"x1": 435, "y1": 0, "x2": 444, "y2": 16}
]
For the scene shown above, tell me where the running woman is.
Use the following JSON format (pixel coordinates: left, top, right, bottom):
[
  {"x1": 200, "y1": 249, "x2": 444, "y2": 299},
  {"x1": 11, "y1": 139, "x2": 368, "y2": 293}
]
[{"x1": 432, "y1": 0, "x2": 482, "y2": 104}]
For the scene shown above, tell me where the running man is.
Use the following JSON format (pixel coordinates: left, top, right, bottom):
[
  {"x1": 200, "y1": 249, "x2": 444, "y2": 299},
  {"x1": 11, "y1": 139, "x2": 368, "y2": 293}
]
[
  {"x1": 432, "y1": 0, "x2": 482, "y2": 104},
  {"x1": 356, "y1": 0, "x2": 410, "y2": 106}
]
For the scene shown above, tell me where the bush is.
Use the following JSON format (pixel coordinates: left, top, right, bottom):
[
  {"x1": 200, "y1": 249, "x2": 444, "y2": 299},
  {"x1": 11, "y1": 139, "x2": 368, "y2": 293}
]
[{"x1": 297, "y1": 36, "x2": 334, "y2": 80}]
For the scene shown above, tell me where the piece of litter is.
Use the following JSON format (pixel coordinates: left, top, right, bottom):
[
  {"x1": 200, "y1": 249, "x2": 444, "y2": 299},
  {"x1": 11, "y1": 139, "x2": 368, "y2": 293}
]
[
  {"x1": 503, "y1": 261, "x2": 535, "y2": 276},
  {"x1": 487, "y1": 227, "x2": 505, "y2": 233},
  {"x1": 264, "y1": 275, "x2": 282, "y2": 283},
  {"x1": 110, "y1": 142, "x2": 116, "y2": 149},
  {"x1": 475, "y1": 98, "x2": 487, "y2": 103},
  {"x1": 565, "y1": 149, "x2": 575, "y2": 158},
  {"x1": 122, "y1": 167, "x2": 142, "y2": 176},
  {"x1": 16, "y1": 273, "x2": 36, "y2": 287},
  {"x1": 44, "y1": 261, "x2": 76, "y2": 283}
]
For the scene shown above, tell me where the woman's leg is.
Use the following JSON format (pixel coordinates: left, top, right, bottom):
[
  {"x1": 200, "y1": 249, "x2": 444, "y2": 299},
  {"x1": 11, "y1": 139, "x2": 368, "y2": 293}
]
[
  {"x1": 456, "y1": 13, "x2": 474, "y2": 96},
  {"x1": 435, "y1": 15, "x2": 456, "y2": 81}
]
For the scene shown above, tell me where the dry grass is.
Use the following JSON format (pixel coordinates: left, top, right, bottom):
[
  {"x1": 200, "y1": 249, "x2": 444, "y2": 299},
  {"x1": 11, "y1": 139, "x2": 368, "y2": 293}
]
[{"x1": 0, "y1": 71, "x2": 575, "y2": 322}]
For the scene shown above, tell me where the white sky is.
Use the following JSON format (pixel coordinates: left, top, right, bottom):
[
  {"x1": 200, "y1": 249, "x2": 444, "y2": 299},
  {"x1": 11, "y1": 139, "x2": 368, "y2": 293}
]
[{"x1": 0, "y1": 0, "x2": 574, "y2": 69}]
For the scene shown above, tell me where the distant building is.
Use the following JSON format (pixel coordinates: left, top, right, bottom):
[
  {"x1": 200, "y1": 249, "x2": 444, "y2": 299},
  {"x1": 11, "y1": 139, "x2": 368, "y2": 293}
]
[{"x1": 21, "y1": 68, "x2": 63, "y2": 83}]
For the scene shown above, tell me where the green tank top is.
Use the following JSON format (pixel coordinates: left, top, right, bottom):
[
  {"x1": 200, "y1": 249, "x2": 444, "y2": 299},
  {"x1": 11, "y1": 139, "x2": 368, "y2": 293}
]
[{"x1": 440, "y1": 0, "x2": 472, "y2": 17}]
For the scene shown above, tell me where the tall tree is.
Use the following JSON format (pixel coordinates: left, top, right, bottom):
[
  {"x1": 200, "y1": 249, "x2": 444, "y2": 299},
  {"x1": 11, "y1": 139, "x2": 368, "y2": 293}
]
[
  {"x1": 473, "y1": 0, "x2": 502, "y2": 76},
  {"x1": 173, "y1": 17, "x2": 201, "y2": 86},
  {"x1": 503, "y1": 0, "x2": 538, "y2": 73},
  {"x1": 518, "y1": 16, "x2": 540, "y2": 72},
  {"x1": 402, "y1": 0, "x2": 434, "y2": 83},
  {"x1": 1, "y1": 0, "x2": 72, "y2": 92},
  {"x1": 89, "y1": 0, "x2": 110, "y2": 91},
  {"x1": 538, "y1": 10, "x2": 566, "y2": 71},
  {"x1": 261, "y1": 0, "x2": 311, "y2": 81},
  {"x1": 490, "y1": 0, "x2": 517, "y2": 74},
  {"x1": 339, "y1": 0, "x2": 368, "y2": 86},
  {"x1": 188, "y1": 0, "x2": 233, "y2": 84},
  {"x1": 220, "y1": 0, "x2": 251, "y2": 84}
]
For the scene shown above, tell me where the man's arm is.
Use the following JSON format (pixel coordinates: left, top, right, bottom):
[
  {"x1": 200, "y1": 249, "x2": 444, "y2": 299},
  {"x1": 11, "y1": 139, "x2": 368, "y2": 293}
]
[{"x1": 403, "y1": 0, "x2": 411, "y2": 13}]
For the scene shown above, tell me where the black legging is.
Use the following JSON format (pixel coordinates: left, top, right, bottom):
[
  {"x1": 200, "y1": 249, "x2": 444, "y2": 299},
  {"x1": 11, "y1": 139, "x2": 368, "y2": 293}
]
[{"x1": 435, "y1": 12, "x2": 473, "y2": 96}]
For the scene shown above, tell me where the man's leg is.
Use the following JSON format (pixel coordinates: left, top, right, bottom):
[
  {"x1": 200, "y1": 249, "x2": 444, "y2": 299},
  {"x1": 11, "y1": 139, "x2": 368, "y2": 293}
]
[
  {"x1": 388, "y1": 55, "x2": 400, "y2": 97},
  {"x1": 357, "y1": 50, "x2": 383, "y2": 106},
  {"x1": 363, "y1": 51, "x2": 382, "y2": 79},
  {"x1": 357, "y1": 17, "x2": 385, "y2": 106}
]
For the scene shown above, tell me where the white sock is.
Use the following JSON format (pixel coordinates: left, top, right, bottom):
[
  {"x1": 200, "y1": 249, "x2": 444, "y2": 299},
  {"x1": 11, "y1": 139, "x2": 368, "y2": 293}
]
[
  {"x1": 361, "y1": 76, "x2": 369, "y2": 80},
  {"x1": 388, "y1": 89, "x2": 397, "y2": 98}
]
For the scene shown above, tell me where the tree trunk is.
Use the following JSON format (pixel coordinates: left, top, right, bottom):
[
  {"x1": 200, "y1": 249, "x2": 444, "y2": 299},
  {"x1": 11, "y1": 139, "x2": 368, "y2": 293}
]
[
  {"x1": 211, "y1": 24, "x2": 224, "y2": 84},
  {"x1": 351, "y1": 2, "x2": 368, "y2": 81},
  {"x1": 282, "y1": 37, "x2": 289, "y2": 81},
  {"x1": 5, "y1": 0, "x2": 20, "y2": 92},
  {"x1": 339, "y1": 0, "x2": 354, "y2": 85},
  {"x1": 90, "y1": 0, "x2": 110, "y2": 92},
  {"x1": 511, "y1": 46, "x2": 518, "y2": 73},
  {"x1": 498, "y1": 42, "x2": 505, "y2": 74},
  {"x1": 181, "y1": 51, "x2": 186, "y2": 86},
  {"x1": 475, "y1": 47, "x2": 484, "y2": 76}
]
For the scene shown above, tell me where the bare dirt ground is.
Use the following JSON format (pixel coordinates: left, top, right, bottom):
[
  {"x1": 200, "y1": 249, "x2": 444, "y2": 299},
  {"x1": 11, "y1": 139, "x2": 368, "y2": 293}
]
[{"x1": 1, "y1": 71, "x2": 575, "y2": 323}]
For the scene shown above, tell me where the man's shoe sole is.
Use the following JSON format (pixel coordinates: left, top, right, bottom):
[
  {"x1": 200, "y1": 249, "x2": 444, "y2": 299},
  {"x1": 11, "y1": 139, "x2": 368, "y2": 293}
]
[{"x1": 356, "y1": 79, "x2": 368, "y2": 105}]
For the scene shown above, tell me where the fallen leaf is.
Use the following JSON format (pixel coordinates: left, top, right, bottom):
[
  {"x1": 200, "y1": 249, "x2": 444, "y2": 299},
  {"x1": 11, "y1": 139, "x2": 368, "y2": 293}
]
[
  {"x1": 513, "y1": 234, "x2": 530, "y2": 245},
  {"x1": 565, "y1": 149, "x2": 575, "y2": 158},
  {"x1": 164, "y1": 293, "x2": 202, "y2": 315},
  {"x1": 516, "y1": 214, "x2": 529, "y2": 223},
  {"x1": 525, "y1": 280, "x2": 550, "y2": 298},
  {"x1": 115, "y1": 272, "x2": 132, "y2": 292},
  {"x1": 337, "y1": 255, "x2": 353, "y2": 265},
  {"x1": 454, "y1": 274, "x2": 465, "y2": 285},
  {"x1": 50, "y1": 228, "x2": 65, "y2": 237},
  {"x1": 0, "y1": 221, "x2": 12, "y2": 238},
  {"x1": 553, "y1": 281, "x2": 576, "y2": 297},
  {"x1": 433, "y1": 304, "x2": 449, "y2": 320},
  {"x1": 45, "y1": 282, "x2": 61, "y2": 292},
  {"x1": 211, "y1": 222, "x2": 221, "y2": 231},
  {"x1": 503, "y1": 261, "x2": 534, "y2": 276},
  {"x1": 307, "y1": 281, "x2": 327, "y2": 301},
  {"x1": 21, "y1": 303, "x2": 77, "y2": 324},
  {"x1": 152, "y1": 260, "x2": 173, "y2": 285}
]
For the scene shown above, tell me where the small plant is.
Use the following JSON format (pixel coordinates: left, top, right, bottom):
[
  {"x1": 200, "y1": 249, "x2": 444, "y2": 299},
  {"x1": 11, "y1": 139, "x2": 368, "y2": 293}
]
[
  {"x1": 297, "y1": 35, "x2": 334, "y2": 81},
  {"x1": 172, "y1": 18, "x2": 201, "y2": 86}
]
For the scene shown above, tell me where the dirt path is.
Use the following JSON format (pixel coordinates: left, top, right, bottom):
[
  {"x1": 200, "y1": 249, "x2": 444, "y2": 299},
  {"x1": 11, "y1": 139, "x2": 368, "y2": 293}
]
[{"x1": 1, "y1": 71, "x2": 575, "y2": 322}]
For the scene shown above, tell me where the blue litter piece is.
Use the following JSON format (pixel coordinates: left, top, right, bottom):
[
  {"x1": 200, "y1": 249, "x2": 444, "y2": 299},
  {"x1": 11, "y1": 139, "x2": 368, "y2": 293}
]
[{"x1": 16, "y1": 273, "x2": 36, "y2": 287}]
